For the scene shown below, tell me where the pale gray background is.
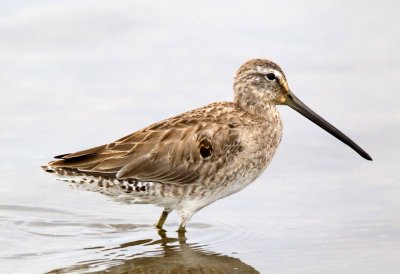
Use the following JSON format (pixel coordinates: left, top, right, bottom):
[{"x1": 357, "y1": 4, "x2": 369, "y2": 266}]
[{"x1": 0, "y1": 0, "x2": 399, "y2": 273}]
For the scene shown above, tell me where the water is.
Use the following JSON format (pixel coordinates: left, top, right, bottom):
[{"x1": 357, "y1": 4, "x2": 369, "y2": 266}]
[{"x1": 1, "y1": 0, "x2": 399, "y2": 273}]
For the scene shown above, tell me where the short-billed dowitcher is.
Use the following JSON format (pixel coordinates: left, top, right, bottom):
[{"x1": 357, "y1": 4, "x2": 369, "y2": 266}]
[{"x1": 43, "y1": 59, "x2": 372, "y2": 232}]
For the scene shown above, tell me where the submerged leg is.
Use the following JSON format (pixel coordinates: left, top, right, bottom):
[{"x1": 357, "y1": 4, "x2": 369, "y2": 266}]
[
  {"x1": 177, "y1": 213, "x2": 190, "y2": 243},
  {"x1": 156, "y1": 208, "x2": 171, "y2": 229},
  {"x1": 177, "y1": 210, "x2": 194, "y2": 233},
  {"x1": 177, "y1": 225, "x2": 186, "y2": 233}
]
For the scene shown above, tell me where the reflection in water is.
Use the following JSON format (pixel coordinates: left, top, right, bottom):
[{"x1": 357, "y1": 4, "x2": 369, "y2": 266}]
[
  {"x1": 1, "y1": 203, "x2": 259, "y2": 273},
  {"x1": 49, "y1": 230, "x2": 259, "y2": 274}
]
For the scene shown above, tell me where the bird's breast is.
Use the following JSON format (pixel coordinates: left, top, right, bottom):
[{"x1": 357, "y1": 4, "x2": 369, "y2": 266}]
[{"x1": 233, "y1": 107, "x2": 283, "y2": 184}]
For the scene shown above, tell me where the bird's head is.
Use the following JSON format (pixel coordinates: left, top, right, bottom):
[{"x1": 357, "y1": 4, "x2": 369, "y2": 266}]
[
  {"x1": 234, "y1": 59, "x2": 291, "y2": 111},
  {"x1": 233, "y1": 58, "x2": 372, "y2": 161}
]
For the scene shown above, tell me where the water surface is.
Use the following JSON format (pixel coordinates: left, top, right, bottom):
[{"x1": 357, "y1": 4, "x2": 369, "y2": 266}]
[{"x1": 0, "y1": 1, "x2": 399, "y2": 273}]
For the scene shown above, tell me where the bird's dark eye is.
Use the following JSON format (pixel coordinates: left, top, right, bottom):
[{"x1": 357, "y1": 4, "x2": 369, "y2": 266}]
[{"x1": 266, "y1": 73, "x2": 276, "y2": 81}]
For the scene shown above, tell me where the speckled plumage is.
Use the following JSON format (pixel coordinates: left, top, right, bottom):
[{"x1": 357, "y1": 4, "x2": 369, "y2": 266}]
[{"x1": 43, "y1": 58, "x2": 371, "y2": 231}]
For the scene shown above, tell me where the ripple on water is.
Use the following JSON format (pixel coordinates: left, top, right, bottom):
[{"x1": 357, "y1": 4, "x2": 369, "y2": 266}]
[
  {"x1": 48, "y1": 236, "x2": 260, "y2": 274},
  {"x1": 0, "y1": 203, "x2": 261, "y2": 273},
  {"x1": 190, "y1": 220, "x2": 264, "y2": 251},
  {"x1": 0, "y1": 204, "x2": 74, "y2": 216}
]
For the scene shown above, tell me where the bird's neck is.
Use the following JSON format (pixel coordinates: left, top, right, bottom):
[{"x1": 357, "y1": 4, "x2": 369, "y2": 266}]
[{"x1": 234, "y1": 95, "x2": 279, "y2": 120}]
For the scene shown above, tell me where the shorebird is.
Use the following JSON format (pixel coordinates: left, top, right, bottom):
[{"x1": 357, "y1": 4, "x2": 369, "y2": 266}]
[{"x1": 43, "y1": 59, "x2": 372, "y2": 232}]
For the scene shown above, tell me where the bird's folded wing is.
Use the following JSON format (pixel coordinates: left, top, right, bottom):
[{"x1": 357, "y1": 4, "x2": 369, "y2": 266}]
[{"x1": 47, "y1": 116, "x2": 243, "y2": 185}]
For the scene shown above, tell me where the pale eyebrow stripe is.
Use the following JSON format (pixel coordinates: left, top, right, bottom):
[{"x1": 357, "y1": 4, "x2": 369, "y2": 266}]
[
  {"x1": 255, "y1": 66, "x2": 289, "y2": 92},
  {"x1": 269, "y1": 69, "x2": 289, "y2": 93}
]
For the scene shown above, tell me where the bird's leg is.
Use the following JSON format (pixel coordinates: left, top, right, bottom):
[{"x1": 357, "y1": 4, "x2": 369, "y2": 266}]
[
  {"x1": 177, "y1": 225, "x2": 186, "y2": 233},
  {"x1": 177, "y1": 212, "x2": 193, "y2": 243},
  {"x1": 157, "y1": 228, "x2": 167, "y2": 240},
  {"x1": 156, "y1": 208, "x2": 172, "y2": 229},
  {"x1": 177, "y1": 229, "x2": 187, "y2": 244},
  {"x1": 177, "y1": 224, "x2": 187, "y2": 243},
  {"x1": 177, "y1": 211, "x2": 194, "y2": 233}
]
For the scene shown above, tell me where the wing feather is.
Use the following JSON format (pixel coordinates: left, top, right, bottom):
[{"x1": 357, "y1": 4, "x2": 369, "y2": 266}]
[{"x1": 47, "y1": 103, "x2": 244, "y2": 185}]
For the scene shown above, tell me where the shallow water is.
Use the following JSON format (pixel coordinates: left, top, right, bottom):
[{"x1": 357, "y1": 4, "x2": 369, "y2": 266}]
[{"x1": 1, "y1": 1, "x2": 400, "y2": 273}]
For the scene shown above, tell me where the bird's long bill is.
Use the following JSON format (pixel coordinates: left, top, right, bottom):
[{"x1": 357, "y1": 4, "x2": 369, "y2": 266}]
[{"x1": 285, "y1": 92, "x2": 372, "y2": 161}]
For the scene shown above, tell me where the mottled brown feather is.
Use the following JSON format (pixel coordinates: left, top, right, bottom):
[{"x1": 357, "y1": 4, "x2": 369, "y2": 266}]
[
  {"x1": 44, "y1": 59, "x2": 293, "y2": 230},
  {"x1": 48, "y1": 102, "x2": 246, "y2": 185}
]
